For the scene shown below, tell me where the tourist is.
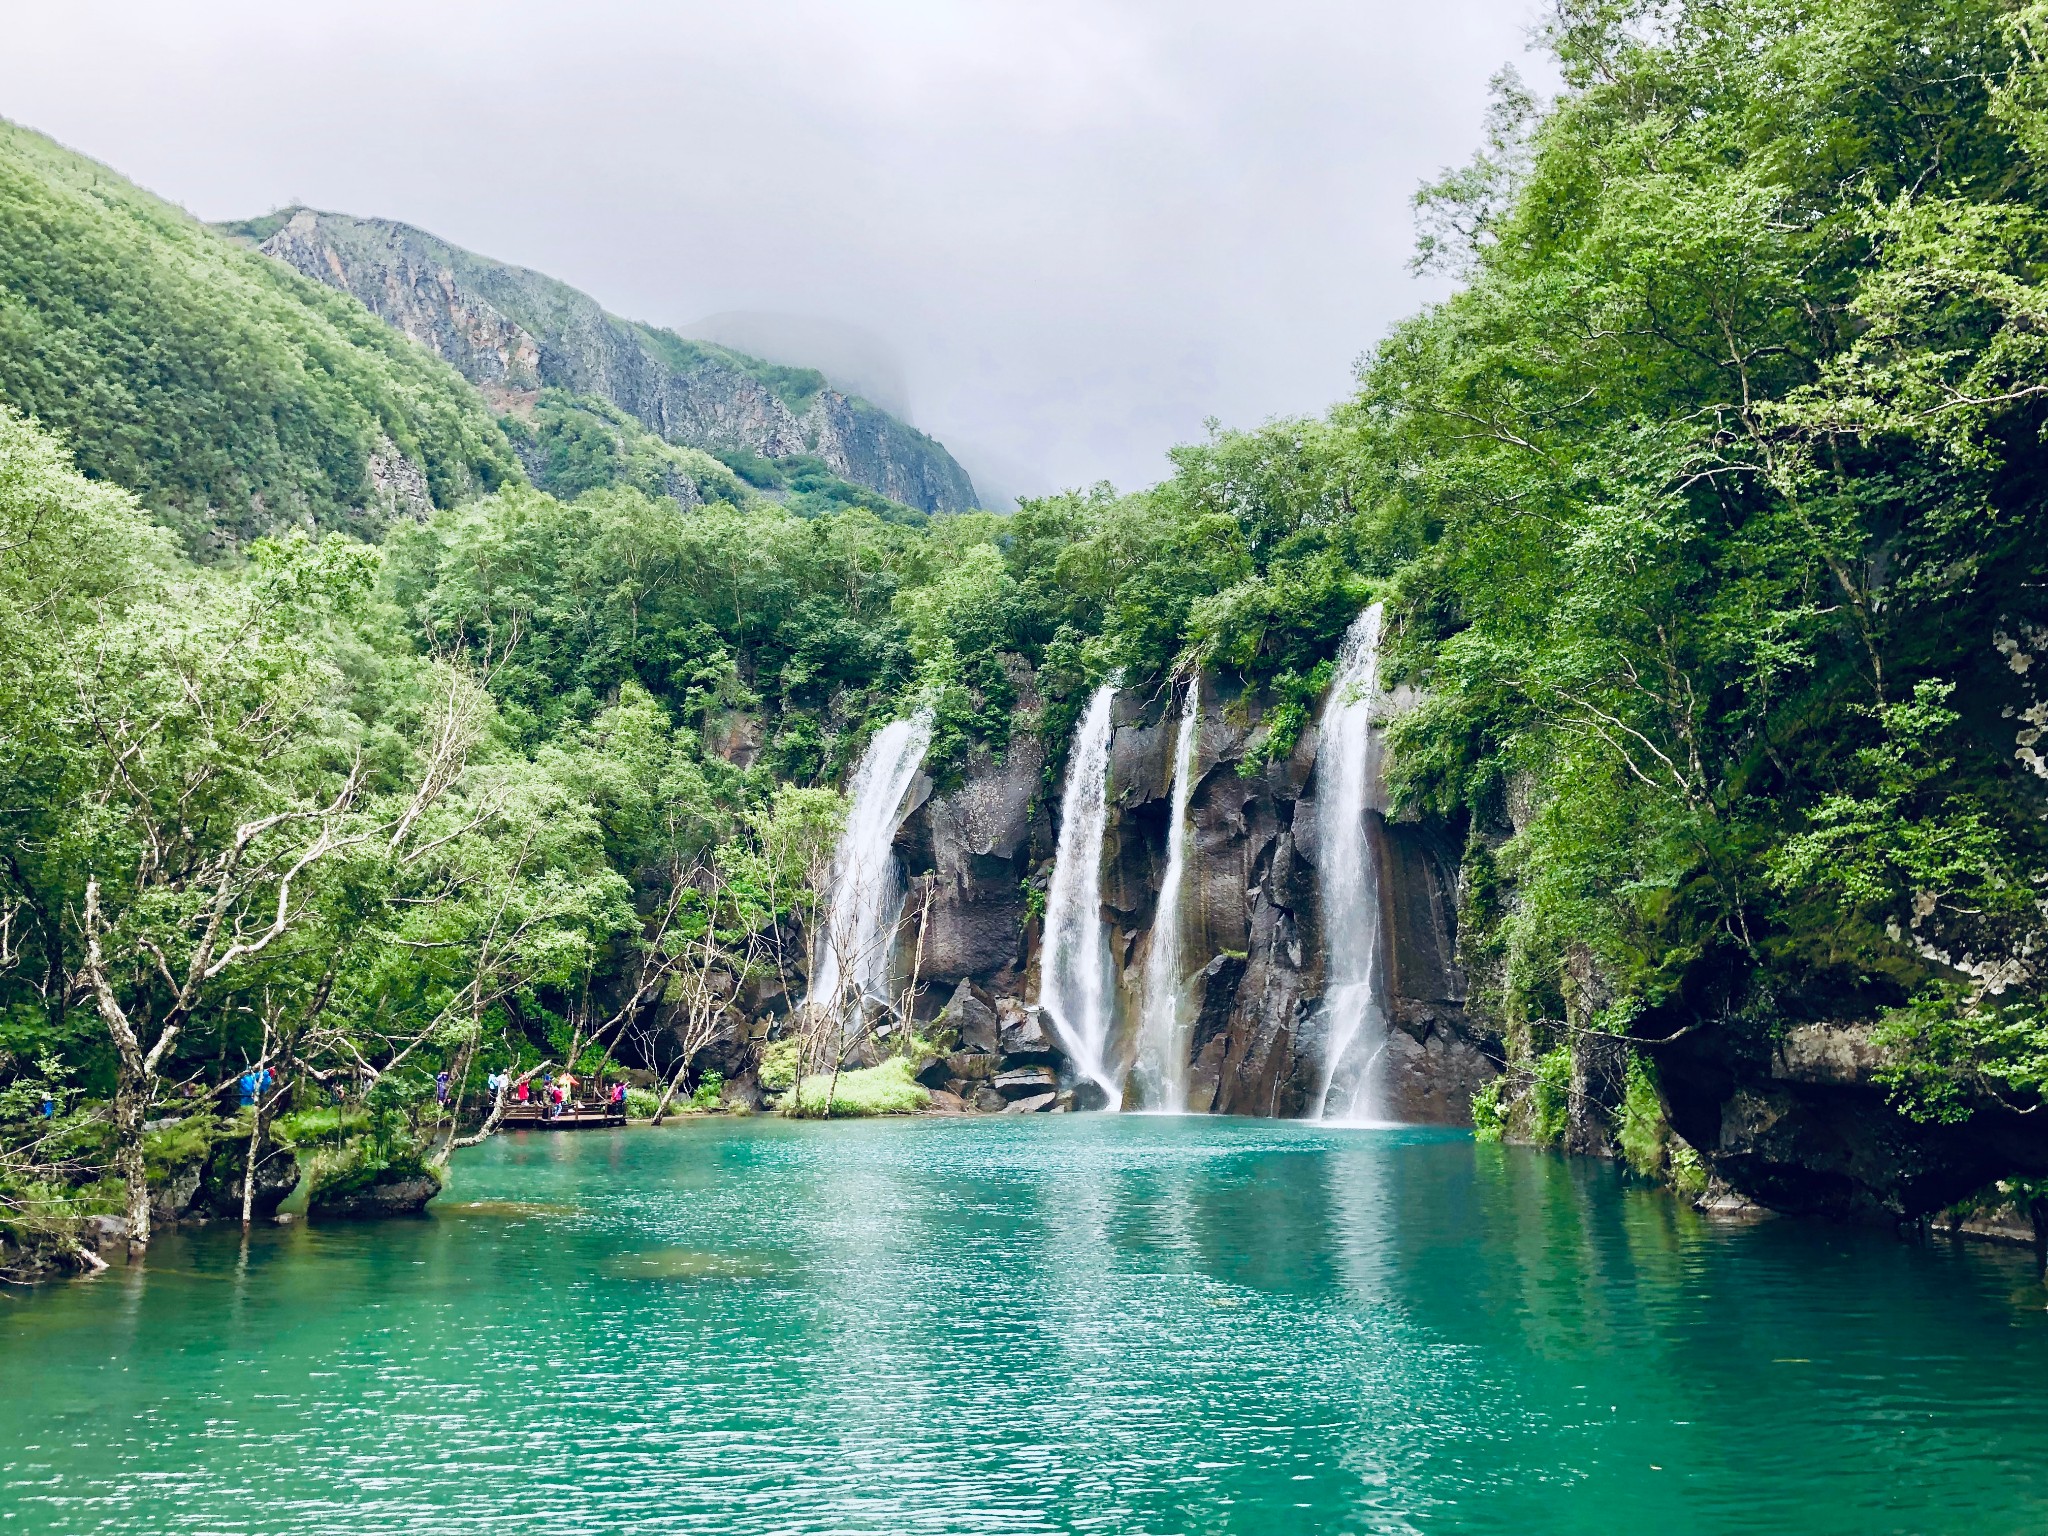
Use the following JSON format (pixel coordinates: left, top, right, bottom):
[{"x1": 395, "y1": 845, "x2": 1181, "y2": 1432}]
[
  {"x1": 515, "y1": 1076, "x2": 529, "y2": 1103},
  {"x1": 435, "y1": 1070, "x2": 450, "y2": 1107}
]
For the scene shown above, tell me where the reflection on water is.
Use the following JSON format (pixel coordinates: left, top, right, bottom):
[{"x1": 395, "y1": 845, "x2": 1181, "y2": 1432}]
[{"x1": 2, "y1": 1116, "x2": 2044, "y2": 1535}]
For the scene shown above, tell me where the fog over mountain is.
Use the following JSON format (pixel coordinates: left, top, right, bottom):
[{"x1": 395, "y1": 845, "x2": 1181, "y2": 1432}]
[
  {"x1": 683, "y1": 313, "x2": 917, "y2": 424},
  {"x1": 2, "y1": 0, "x2": 1545, "y2": 499}
]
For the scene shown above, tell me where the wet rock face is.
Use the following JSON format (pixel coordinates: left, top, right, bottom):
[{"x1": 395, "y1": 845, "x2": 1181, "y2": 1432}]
[
  {"x1": 896, "y1": 738, "x2": 1048, "y2": 999},
  {"x1": 892, "y1": 673, "x2": 1501, "y2": 1125},
  {"x1": 910, "y1": 980, "x2": 1061, "y2": 1112}
]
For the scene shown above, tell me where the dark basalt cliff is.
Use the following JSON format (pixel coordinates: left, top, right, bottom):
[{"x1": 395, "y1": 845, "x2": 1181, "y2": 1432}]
[
  {"x1": 889, "y1": 676, "x2": 1500, "y2": 1125},
  {"x1": 242, "y1": 209, "x2": 980, "y2": 513}
]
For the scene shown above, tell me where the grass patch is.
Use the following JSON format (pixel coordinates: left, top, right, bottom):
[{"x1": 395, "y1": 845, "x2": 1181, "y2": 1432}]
[
  {"x1": 273, "y1": 1106, "x2": 368, "y2": 1148},
  {"x1": 789, "y1": 1057, "x2": 930, "y2": 1117}
]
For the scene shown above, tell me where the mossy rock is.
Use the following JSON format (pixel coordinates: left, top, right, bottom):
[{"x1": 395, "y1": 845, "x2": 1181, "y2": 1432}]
[
  {"x1": 308, "y1": 1147, "x2": 443, "y2": 1219},
  {"x1": 788, "y1": 1057, "x2": 930, "y2": 1117}
]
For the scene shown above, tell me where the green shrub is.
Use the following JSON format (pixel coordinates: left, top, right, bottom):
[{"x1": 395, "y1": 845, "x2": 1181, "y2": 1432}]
[
  {"x1": 1616, "y1": 1052, "x2": 1669, "y2": 1179},
  {"x1": 758, "y1": 1038, "x2": 803, "y2": 1093},
  {"x1": 789, "y1": 1057, "x2": 929, "y2": 1117},
  {"x1": 1469, "y1": 1078, "x2": 1507, "y2": 1142},
  {"x1": 142, "y1": 1114, "x2": 220, "y2": 1178},
  {"x1": 1668, "y1": 1140, "x2": 1709, "y2": 1199},
  {"x1": 624, "y1": 1087, "x2": 662, "y2": 1119},
  {"x1": 1529, "y1": 1046, "x2": 1573, "y2": 1147},
  {"x1": 689, "y1": 1071, "x2": 725, "y2": 1110}
]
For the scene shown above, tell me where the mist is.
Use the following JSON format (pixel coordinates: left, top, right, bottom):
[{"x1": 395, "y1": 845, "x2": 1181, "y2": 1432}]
[{"x1": 1, "y1": 0, "x2": 1545, "y2": 501}]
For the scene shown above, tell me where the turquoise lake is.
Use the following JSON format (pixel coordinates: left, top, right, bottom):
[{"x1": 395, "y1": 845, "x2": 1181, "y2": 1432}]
[{"x1": 3, "y1": 1116, "x2": 2045, "y2": 1534}]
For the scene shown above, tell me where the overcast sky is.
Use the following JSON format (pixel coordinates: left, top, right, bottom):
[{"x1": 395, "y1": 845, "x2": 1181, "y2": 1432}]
[{"x1": 2, "y1": 0, "x2": 1546, "y2": 503}]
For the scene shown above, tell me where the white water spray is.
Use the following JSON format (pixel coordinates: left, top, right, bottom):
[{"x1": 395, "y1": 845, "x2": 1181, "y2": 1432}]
[
  {"x1": 1038, "y1": 681, "x2": 1121, "y2": 1106},
  {"x1": 1131, "y1": 679, "x2": 1201, "y2": 1112},
  {"x1": 808, "y1": 713, "x2": 933, "y2": 1048},
  {"x1": 1311, "y1": 603, "x2": 1393, "y2": 1123}
]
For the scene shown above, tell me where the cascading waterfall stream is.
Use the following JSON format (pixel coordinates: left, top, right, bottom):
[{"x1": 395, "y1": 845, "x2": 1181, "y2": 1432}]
[
  {"x1": 1037, "y1": 681, "x2": 1121, "y2": 1106},
  {"x1": 1311, "y1": 602, "x2": 1392, "y2": 1123},
  {"x1": 808, "y1": 712, "x2": 933, "y2": 1051},
  {"x1": 1130, "y1": 679, "x2": 1201, "y2": 1112}
]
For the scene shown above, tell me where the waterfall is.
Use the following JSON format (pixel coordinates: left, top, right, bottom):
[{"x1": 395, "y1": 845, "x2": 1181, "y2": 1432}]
[
  {"x1": 1311, "y1": 602, "x2": 1392, "y2": 1123},
  {"x1": 1038, "y1": 681, "x2": 1121, "y2": 1106},
  {"x1": 808, "y1": 713, "x2": 933, "y2": 1048},
  {"x1": 1130, "y1": 679, "x2": 1200, "y2": 1112}
]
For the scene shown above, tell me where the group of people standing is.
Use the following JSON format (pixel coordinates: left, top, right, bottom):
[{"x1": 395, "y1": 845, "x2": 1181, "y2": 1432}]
[{"x1": 478, "y1": 1071, "x2": 631, "y2": 1119}]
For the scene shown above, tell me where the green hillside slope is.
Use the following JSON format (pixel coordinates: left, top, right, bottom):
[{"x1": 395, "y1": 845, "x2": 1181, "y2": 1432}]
[{"x1": 0, "y1": 121, "x2": 518, "y2": 550}]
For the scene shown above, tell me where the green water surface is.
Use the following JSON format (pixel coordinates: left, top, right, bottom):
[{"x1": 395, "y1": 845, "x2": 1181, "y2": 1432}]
[{"x1": 4, "y1": 1116, "x2": 2044, "y2": 1534}]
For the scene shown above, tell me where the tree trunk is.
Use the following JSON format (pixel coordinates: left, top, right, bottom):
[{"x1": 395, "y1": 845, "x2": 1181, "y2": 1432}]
[
  {"x1": 241, "y1": 1077, "x2": 285, "y2": 1232},
  {"x1": 650, "y1": 1043, "x2": 696, "y2": 1126},
  {"x1": 112, "y1": 1062, "x2": 151, "y2": 1254}
]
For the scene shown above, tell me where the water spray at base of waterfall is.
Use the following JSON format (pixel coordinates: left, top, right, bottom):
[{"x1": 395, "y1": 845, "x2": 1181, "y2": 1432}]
[
  {"x1": 1310, "y1": 603, "x2": 1399, "y2": 1126},
  {"x1": 807, "y1": 712, "x2": 933, "y2": 1056},
  {"x1": 1037, "y1": 680, "x2": 1123, "y2": 1109},
  {"x1": 1130, "y1": 678, "x2": 1201, "y2": 1113}
]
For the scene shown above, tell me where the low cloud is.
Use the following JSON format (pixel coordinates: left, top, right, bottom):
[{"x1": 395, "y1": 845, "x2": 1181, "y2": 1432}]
[{"x1": 4, "y1": 0, "x2": 1545, "y2": 498}]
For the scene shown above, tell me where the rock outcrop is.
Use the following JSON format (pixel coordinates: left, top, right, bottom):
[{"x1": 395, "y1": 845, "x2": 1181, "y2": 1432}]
[
  {"x1": 309, "y1": 1165, "x2": 442, "y2": 1220},
  {"x1": 884, "y1": 673, "x2": 1502, "y2": 1126},
  {"x1": 1653, "y1": 1020, "x2": 2048, "y2": 1221},
  {"x1": 245, "y1": 209, "x2": 980, "y2": 513}
]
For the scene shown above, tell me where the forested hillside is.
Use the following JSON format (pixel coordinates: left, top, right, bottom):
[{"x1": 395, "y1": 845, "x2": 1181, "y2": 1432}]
[
  {"x1": 3, "y1": 0, "x2": 2045, "y2": 1273},
  {"x1": 0, "y1": 122, "x2": 517, "y2": 551}
]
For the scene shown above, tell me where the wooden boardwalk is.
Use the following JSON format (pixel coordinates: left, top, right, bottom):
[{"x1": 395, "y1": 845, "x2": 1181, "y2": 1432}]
[{"x1": 499, "y1": 1103, "x2": 627, "y2": 1131}]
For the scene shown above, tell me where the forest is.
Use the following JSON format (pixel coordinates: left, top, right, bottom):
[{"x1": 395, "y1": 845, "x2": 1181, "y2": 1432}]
[{"x1": 3, "y1": 0, "x2": 2045, "y2": 1272}]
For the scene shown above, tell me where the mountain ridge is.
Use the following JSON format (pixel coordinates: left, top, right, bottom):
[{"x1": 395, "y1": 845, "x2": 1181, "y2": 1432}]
[{"x1": 223, "y1": 208, "x2": 980, "y2": 514}]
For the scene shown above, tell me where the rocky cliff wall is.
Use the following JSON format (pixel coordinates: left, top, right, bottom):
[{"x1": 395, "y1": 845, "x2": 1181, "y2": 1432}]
[
  {"x1": 886, "y1": 673, "x2": 1502, "y2": 1124},
  {"x1": 251, "y1": 209, "x2": 980, "y2": 513},
  {"x1": 675, "y1": 660, "x2": 2048, "y2": 1240}
]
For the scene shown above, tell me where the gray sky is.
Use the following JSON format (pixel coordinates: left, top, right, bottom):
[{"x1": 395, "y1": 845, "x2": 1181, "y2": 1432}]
[{"x1": 2, "y1": 0, "x2": 1545, "y2": 502}]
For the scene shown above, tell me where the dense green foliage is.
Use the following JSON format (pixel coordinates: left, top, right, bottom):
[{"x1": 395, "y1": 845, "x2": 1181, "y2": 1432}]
[
  {"x1": 0, "y1": 121, "x2": 517, "y2": 552},
  {"x1": 1369, "y1": 0, "x2": 2048, "y2": 1123},
  {"x1": 500, "y1": 390, "x2": 751, "y2": 507}
]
